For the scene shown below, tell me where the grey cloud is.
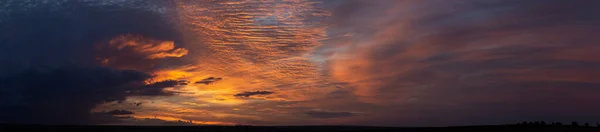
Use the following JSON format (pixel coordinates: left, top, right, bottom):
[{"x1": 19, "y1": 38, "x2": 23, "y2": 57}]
[
  {"x1": 0, "y1": 0, "x2": 183, "y2": 125},
  {"x1": 107, "y1": 109, "x2": 135, "y2": 115},
  {"x1": 323, "y1": 0, "x2": 600, "y2": 126},
  {"x1": 195, "y1": 77, "x2": 223, "y2": 85},
  {"x1": 305, "y1": 110, "x2": 356, "y2": 119},
  {"x1": 0, "y1": 67, "x2": 186, "y2": 125},
  {"x1": 234, "y1": 91, "x2": 275, "y2": 98},
  {"x1": 90, "y1": 113, "x2": 196, "y2": 125},
  {"x1": 131, "y1": 80, "x2": 185, "y2": 96},
  {"x1": 90, "y1": 112, "x2": 135, "y2": 124},
  {"x1": 327, "y1": 90, "x2": 352, "y2": 99},
  {"x1": 0, "y1": 0, "x2": 181, "y2": 73},
  {"x1": 131, "y1": 118, "x2": 195, "y2": 126},
  {"x1": 0, "y1": 67, "x2": 150, "y2": 124}
]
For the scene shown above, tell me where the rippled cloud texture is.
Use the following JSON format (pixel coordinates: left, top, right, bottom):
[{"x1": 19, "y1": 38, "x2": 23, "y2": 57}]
[{"x1": 0, "y1": 0, "x2": 599, "y2": 126}]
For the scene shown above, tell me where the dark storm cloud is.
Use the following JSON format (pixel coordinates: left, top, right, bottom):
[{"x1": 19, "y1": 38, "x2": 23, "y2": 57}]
[
  {"x1": 305, "y1": 110, "x2": 356, "y2": 119},
  {"x1": 0, "y1": 68, "x2": 183, "y2": 124},
  {"x1": 325, "y1": 0, "x2": 600, "y2": 126},
  {"x1": 0, "y1": 67, "x2": 149, "y2": 124},
  {"x1": 0, "y1": 0, "x2": 180, "y2": 72},
  {"x1": 234, "y1": 91, "x2": 275, "y2": 98},
  {"x1": 0, "y1": 1, "x2": 182, "y2": 125}
]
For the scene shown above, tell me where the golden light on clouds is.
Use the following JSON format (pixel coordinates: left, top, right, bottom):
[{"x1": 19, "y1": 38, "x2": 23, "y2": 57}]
[
  {"x1": 94, "y1": 0, "x2": 335, "y2": 125},
  {"x1": 109, "y1": 34, "x2": 188, "y2": 59},
  {"x1": 168, "y1": 0, "x2": 334, "y2": 102},
  {"x1": 95, "y1": 34, "x2": 190, "y2": 76},
  {"x1": 3, "y1": 0, "x2": 599, "y2": 126}
]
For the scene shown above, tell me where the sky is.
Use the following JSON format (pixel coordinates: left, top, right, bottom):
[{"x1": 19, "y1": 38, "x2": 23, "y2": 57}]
[{"x1": 0, "y1": 0, "x2": 599, "y2": 127}]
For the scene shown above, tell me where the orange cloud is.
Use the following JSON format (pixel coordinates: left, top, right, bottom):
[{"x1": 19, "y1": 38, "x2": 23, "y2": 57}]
[
  {"x1": 95, "y1": 34, "x2": 189, "y2": 73},
  {"x1": 108, "y1": 34, "x2": 188, "y2": 59},
  {"x1": 88, "y1": 0, "x2": 600, "y2": 126},
  {"x1": 94, "y1": 0, "x2": 336, "y2": 125}
]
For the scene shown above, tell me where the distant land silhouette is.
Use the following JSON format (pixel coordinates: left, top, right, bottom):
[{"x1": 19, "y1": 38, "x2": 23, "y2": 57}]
[{"x1": 2, "y1": 121, "x2": 600, "y2": 132}]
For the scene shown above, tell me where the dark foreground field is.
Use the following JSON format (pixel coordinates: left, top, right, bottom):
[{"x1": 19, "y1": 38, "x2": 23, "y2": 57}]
[{"x1": 2, "y1": 124, "x2": 600, "y2": 132}]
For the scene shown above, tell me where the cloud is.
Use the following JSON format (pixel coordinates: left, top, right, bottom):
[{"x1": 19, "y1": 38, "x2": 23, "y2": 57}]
[
  {"x1": 0, "y1": 67, "x2": 151, "y2": 124},
  {"x1": 90, "y1": 113, "x2": 197, "y2": 125},
  {"x1": 105, "y1": 34, "x2": 188, "y2": 59},
  {"x1": 95, "y1": 34, "x2": 188, "y2": 73},
  {"x1": 5, "y1": 0, "x2": 600, "y2": 127},
  {"x1": 126, "y1": 118, "x2": 195, "y2": 126},
  {"x1": 195, "y1": 77, "x2": 223, "y2": 85},
  {"x1": 322, "y1": 0, "x2": 600, "y2": 126},
  {"x1": 305, "y1": 109, "x2": 356, "y2": 118},
  {"x1": 0, "y1": 1, "x2": 180, "y2": 72},
  {"x1": 170, "y1": 0, "x2": 337, "y2": 103},
  {"x1": 234, "y1": 91, "x2": 275, "y2": 98},
  {"x1": 90, "y1": 112, "x2": 135, "y2": 124},
  {"x1": 131, "y1": 80, "x2": 184, "y2": 96},
  {"x1": 0, "y1": 67, "x2": 187, "y2": 124},
  {"x1": 0, "y1": 1, "x2": 185, "y2": 124},
  {"x1": 107, "y1": 109, "x2": 135, "y2": 115}
]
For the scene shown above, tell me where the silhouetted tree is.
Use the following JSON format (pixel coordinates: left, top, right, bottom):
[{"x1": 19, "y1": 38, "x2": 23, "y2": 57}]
[
  {"x1": 541, "y1": 121, "x2": 547, "y2": 126},
  {"x1": 585, "y1": 123, "x2": 590, "y2": 127},
  {"x1": 572, "y1": 122, "x2": 579, "y2": 127},
  {"x1": 556, "y1": 122, "x2": 563, "y2": 126}
]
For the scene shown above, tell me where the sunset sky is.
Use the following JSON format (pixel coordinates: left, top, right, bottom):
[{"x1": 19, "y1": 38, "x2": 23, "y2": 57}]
[{"x1": 0, "y1": 0, "x2": 599, "y2": 126}]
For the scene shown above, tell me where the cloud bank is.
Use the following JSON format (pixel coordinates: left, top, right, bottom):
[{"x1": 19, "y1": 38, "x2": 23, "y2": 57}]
[
  {"x1": 323, "y1": 0, "x2": 600, "y2": 126},
  {"x1": 0, "y1": 0, "x2": 186, "y2": 124}
]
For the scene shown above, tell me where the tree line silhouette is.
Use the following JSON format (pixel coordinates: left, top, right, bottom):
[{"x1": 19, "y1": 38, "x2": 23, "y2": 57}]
[{"x1": 516, "y1": 121, "x2": 600, "y2": 128}]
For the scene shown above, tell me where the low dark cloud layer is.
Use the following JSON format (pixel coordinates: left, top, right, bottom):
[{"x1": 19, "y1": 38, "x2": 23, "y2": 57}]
[
  {"x1": 305, "y1": 110, "x2": 356, "y2": 119},
  {"x1": 0, "y1": 67, "x2": 148, "y2": 124},
  {"x1": 107, "y1": 109, "x2": 135, "y2": 115},
  {"x1": 127, "y1": 118, "x2": 195, "y2": 126},
  {"x1": 234, "y1": 91, "x2": 275, "y2": 98},
  {"x1": 90, "y1": 113, "x2": 195, "y2": 125},
  {"x1": 195, "y1": 77, "x2": 223, "y2": 85},
  {"x1": 134, "y1": 80, "x2": 183, "y2": 96},
  {"x1": 0, "y1": 66, "x2": 183, "y2": 124}
]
